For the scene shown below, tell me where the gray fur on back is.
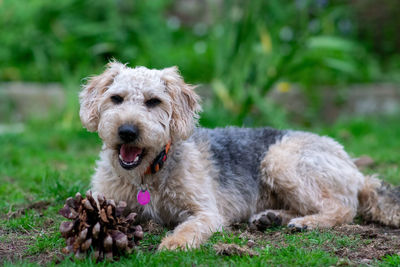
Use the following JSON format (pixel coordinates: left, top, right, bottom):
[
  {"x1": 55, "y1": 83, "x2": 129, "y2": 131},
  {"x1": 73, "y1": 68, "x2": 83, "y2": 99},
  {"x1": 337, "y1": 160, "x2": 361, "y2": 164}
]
[{"x1": 191, "y1": 127, "x2": 286, "y2": 203}]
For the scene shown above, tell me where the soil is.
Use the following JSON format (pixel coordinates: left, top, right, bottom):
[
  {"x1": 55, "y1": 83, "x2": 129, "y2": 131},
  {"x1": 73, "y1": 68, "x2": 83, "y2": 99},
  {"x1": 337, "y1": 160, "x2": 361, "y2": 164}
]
[
  {"x1": 3, "y1": 200, "x2": 51, "y2": 220},
  {"x1": 331, "y1": 224, "x2": 400, "y2": 264},
  {"x1": 229, "y1": 223, "x2": 400, "y2": 264},
  {"x1": 137, "y1": 220, "x2": 400, "y2": 263},
  {"x1": 0, "y1": 228, "x2": 62, "y2": 265},
  {"x1": 1, "y1": 221, "x2": 399, "y2": 265},
  {"x1": 213, "y1": 243, "x2": 259, "y2": 257}
]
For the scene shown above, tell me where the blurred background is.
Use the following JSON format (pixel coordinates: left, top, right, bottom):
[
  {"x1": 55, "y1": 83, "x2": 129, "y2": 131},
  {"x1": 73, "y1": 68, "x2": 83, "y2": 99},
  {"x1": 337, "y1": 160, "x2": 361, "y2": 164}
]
[
  {"x1": 1, "y1": 0, "x2": 400, "y2": 130},
  {"x1": 1, "y1": 2, "x2": 400, "y2": 261},
  {"x1": 1, "y1": 0, "x2": 400, "y2": 228}
]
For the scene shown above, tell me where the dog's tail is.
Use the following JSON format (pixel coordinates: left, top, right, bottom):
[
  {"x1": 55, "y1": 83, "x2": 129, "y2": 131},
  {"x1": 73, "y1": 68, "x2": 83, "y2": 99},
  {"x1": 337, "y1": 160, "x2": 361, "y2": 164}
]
[{"x1": 358, "y1": 174, "x2": 400, "y2": 227}]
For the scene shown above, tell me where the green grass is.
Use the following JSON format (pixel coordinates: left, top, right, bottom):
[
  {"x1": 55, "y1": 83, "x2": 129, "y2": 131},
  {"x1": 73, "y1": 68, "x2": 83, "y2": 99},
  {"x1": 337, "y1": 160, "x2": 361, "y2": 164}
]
[
  {"x1": 317, "y1": 116, "x2": 400, "y2": 185},
  {"x1": 0, "y1": 124, "x2": 99, "y2": 214},
  {"x1": 380, "y1": 255, "x2": 400, "y2": 267},
  {"x1": 1, "y1": 115, "x2": 400, "y2": 266}
]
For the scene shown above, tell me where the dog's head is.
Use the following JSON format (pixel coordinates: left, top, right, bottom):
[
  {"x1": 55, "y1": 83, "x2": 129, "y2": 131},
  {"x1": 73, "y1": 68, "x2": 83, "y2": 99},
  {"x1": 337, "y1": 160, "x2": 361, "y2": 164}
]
[{"x1": 79, "y1": 61, "x2": 201, "y2": 173}]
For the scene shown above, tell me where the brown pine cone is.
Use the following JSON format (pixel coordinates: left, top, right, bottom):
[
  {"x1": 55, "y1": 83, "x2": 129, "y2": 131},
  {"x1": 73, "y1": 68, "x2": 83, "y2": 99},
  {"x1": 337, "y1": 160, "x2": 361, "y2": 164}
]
[{"x1": 59, "y1": 191, "x2": 143, "y2": 261}]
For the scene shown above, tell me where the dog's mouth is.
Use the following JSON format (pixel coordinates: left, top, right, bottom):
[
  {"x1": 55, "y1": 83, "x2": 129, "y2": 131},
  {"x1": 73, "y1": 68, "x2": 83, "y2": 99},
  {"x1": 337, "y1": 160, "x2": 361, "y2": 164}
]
[{"x1": 117, "y1": 144, "x2": 145, "y2": 170}]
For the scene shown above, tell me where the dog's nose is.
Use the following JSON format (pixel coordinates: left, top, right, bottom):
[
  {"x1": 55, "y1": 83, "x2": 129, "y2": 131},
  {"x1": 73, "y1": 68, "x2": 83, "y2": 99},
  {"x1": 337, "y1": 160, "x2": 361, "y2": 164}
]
[{"x1": 118, "y1": 124, "x2": 139, "y2": 142}]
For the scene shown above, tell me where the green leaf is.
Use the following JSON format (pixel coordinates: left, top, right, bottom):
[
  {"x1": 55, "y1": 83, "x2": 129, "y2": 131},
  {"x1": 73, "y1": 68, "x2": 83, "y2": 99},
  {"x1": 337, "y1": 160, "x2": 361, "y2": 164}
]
[{"x1": 307, "y1": 36, "x2": 359, "y2": 53}]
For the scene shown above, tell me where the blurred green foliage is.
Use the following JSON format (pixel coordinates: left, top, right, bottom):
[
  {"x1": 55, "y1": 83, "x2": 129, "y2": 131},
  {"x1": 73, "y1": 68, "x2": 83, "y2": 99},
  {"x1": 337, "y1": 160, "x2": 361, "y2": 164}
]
[
  {"x1": 0, "y1": 0, "x2": 399, "y2": 127},
  {"x1": 0, "y1": 0, "x2": 213, "y2": 82},
  {"x1": 203, "y1": 0, "x2": 382, "y2": 126},
  {"x1": 351, "y1": 0, "x2": 400, "y2": 58}
]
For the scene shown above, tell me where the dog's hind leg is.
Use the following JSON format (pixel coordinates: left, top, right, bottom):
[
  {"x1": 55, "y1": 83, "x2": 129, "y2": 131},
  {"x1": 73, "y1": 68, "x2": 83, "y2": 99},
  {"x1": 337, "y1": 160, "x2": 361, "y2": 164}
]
[
  {"x1": 259, "y1": 132, "x2": 364, "y2": 230},
  {"x1": 249, "y1": 209, "x2": 297, "y2": 230},
  {"x1": 286, "y1": 201, "x2": 354, "y2": 230}
]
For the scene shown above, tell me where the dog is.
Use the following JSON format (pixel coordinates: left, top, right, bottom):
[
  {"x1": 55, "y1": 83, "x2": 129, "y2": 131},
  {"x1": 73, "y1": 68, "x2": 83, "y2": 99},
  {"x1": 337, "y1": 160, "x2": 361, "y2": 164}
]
[{"x1": 79, "y1": 61, "x2": 400, "y2": 250}]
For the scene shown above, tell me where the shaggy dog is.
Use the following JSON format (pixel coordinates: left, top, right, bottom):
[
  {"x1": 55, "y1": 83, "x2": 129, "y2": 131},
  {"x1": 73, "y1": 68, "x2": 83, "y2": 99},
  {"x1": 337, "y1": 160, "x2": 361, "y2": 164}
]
[{"x1": 79, "y1": 61, "x2": 400, "y2": 250}]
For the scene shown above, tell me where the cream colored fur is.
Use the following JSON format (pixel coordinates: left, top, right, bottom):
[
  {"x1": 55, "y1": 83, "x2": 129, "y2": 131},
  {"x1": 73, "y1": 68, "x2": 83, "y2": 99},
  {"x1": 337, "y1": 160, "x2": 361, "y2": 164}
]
[{"x1": 80, "y1": 61, "x2": 399, "y2": 250}]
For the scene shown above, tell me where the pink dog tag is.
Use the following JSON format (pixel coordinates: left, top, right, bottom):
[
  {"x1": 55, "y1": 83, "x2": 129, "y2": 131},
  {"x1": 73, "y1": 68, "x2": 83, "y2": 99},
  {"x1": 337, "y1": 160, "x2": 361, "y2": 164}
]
[{"x1": 137, "y1": 190, "x2": 150, "y2": 205}]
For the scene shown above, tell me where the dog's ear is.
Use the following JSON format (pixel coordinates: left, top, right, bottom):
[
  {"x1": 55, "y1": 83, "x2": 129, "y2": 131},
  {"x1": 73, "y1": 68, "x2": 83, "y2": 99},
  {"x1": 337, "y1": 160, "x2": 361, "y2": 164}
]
[
  {"x1": 161, "y1": 66, "x2": 201, "y2": 140},
  {"x1": 79, "y1": 62, "x2": 124, "y2": 132}
]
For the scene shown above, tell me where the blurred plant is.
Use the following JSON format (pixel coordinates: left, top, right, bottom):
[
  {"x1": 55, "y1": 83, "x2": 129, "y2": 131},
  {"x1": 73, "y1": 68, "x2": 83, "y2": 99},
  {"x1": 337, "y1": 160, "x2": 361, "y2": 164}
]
[
  {"x1": 0, "y1": 0, "x2": 215, "y2": 129},
  {"x1": 1, "y1": 0, "x2": 399, "y2": 128},
  {"x1": 350, "y1": 0, "x2": 400, "y2": 58},
  {"x1": 0, "y1": 0, "x2": 213, "y2": 83},
  {"x1": 349, "y1": 0, "x2": 400, "y2": 85},
  {"x1": 201, "y1": 0, "x2": 381, "y2": 127}
]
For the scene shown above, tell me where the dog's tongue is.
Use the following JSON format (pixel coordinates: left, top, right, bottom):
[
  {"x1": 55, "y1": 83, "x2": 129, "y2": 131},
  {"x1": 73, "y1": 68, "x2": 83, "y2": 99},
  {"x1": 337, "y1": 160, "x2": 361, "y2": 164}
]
[{"x1": 120, "y1": 145, "x2": 142, "y2": 162}]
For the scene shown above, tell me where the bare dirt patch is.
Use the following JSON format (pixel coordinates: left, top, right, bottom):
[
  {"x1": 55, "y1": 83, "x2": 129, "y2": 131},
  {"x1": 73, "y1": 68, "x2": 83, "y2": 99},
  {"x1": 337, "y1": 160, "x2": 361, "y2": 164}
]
[
  {"x1": 142, "y1": 220, "x2": 165, "y2": 235},
  {"x1": 227, "y1": 222, "x2": 400, "y2": 264},
  {"x1": 213, "y1": 243, "x2": 259, "y2": 257},
  {"x1": 331, "y1": 224, "x2": 400, "y2": 264},
  {"x1": 0, "y1": 228, "x2": 26, "y2": 264},
  {"x1": 2, "y1": 219, "x2": 399, "y2": 265},
  {"x1": 0, "y1": 228, "x2": 61, "y2": 265},
  {"x1": 4, "y1": 200, "x2": 51, "y2": 220},
  {"x1": 143, "y1": 220, "x2": 400, "y2": 262}
]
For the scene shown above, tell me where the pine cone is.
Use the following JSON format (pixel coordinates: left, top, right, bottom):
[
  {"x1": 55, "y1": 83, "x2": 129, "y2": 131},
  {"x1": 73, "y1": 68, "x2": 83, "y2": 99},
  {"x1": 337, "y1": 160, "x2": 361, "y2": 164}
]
[{"x1": 59, "y1": 191, "x2": 143, "y2": 261}]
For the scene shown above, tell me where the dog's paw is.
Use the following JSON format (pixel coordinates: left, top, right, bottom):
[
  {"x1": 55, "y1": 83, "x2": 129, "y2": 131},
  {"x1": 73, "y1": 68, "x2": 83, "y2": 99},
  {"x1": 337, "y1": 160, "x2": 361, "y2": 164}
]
[
  {"x1": 287, "y1": 218, "x2": 312, "y2": 232},
  {"x1": 250, "y1": 211, "x2": 282, "y2": 232},
  {"x1": 158, "y1": 234, "x2": 195, "y2": 251}
]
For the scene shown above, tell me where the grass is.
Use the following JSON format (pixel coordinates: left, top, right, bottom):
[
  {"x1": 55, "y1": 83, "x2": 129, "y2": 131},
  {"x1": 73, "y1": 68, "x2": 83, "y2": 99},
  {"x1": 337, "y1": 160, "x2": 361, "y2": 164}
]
[
  {"x1": 318, "y1": 116, "x2": 400, "y2": 185},
  {"x1": 1, "y1": 114, "x2": 400, "y2": 266}
]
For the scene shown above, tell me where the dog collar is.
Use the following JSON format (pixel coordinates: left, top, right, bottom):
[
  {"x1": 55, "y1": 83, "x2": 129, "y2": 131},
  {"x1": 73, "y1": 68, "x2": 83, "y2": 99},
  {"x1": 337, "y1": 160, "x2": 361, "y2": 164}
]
[{"x1": 144, "y1": 141, "x2": 171, "y2": 175}]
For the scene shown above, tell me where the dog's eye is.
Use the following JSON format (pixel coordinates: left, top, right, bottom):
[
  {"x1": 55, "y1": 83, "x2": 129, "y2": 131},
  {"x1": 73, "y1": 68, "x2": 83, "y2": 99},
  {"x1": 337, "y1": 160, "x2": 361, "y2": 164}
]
[
  {"x1": 145, "y1": 98, "x2": 161, "y2": 108},
  {"x1": 111, "y1": 95, "x2": 124, "y2": 104}
]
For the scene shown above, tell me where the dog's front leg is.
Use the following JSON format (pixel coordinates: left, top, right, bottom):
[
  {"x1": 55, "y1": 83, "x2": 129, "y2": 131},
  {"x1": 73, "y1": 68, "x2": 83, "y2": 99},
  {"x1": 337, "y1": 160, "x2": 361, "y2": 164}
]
[{"x1": 158, "y1": 212, "x2": 223, "y2": 250}]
